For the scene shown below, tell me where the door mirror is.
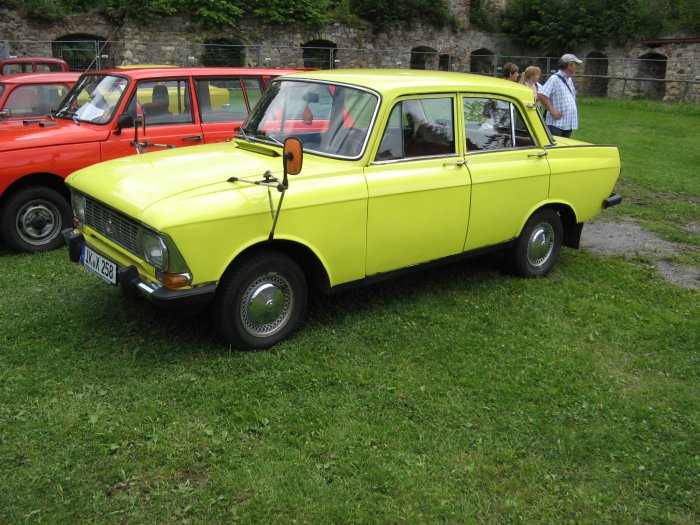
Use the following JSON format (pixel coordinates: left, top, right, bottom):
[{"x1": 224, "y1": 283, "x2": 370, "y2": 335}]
[
  {"x1": 283, "y1": 137, "x2": 303, "y2": 176},
  {"x1": 115, "y1": 113, "x2": 134, "y2": 133}
]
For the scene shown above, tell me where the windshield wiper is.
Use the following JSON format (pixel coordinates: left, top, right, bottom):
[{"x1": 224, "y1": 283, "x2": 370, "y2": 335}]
[
  {"x1": 55, "y1": 108, "x2": 79, "y2": 124},
  {"x1": 236, "y1": 125, "x2": 252, "y2": 142}
]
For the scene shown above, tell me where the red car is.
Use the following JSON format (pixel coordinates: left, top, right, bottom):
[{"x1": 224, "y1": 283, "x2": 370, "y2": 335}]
[
  {"x1": 0, "y1": 57, "x2": 70, "y2": 75},
  {"x1": 0, "y1": 67, "x2": 301, "y2": 252},
  {"x1": 0, "y1": 72, "x2": 80, "y2": 123}
]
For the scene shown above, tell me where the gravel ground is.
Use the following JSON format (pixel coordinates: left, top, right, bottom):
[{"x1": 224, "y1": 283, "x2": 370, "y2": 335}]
[{"x1": 581, "y1": 218, "x2": 700, "y2": 290}]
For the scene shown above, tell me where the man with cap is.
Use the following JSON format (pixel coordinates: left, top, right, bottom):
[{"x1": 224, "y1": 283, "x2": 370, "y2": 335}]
[{"x1": 538, "y1": 53, "x2": 582, "y2": 138}]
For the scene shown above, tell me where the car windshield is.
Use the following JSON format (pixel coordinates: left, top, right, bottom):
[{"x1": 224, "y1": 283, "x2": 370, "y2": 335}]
[
  {"x1": 54, "y1": 74, "x2": 128, "y2": 124},
  {"x1": 241, "y1": 79, "x2": 379, "y2": 158}
]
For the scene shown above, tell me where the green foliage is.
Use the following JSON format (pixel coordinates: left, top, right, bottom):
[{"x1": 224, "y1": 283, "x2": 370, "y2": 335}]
[
  {"x1": 103, "y1": 0, "x2": 181, "y2": 22},
  {"x1": 349, "y1": 0, "x2": 456, "y2": 30},
  {"x1": 469, "y1": 0, "x2": 495, "y2": 32},
  {"x1": 501, "y1": 0, "x2": 671, "y2": 55},
  {"x1": 250, "y1": 0, "x2": 332, "y2": 27},
  {"x1": 22, "y1": 0, "x2": 98, "y2": 22},
  {"x1": 193, "y1": 0, "x2": 244, "y2": 28}
]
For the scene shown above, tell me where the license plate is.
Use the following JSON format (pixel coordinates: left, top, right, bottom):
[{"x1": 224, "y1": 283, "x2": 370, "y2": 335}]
[{"x1": 81, "y1": 245, "x2": 118, "y2": 285}]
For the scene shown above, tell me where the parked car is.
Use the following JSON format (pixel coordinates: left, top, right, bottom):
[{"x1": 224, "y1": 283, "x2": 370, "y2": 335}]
[
  {"x1": 0, "y1": 57, "x2": 70, "y2": 75},
  {"x1": 64, "y1": 69, "x2": 622, "y2": 349},
  {"x1": 0, "y1": 66, "x2": 302, "y2": 252},
  {"x1": 0, "y1": 72, "x2": 79, "y2": 123}
]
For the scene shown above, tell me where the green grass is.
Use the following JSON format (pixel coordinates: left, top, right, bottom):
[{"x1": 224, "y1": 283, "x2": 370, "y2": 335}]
[{"x1": 1, "y1": 99, "x2": 699, "y2": 524}]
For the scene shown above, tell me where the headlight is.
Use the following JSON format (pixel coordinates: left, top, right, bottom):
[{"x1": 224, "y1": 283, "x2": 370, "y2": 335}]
[
  {"x1": 71, "y1": 192, "x2": 86, "y2": 229},
  {"x1": 136, "y1": 229, "x2": 169, "y2": 271}
]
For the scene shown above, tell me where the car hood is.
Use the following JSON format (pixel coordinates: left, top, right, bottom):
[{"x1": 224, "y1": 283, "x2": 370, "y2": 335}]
[
  {"x1": 0, "y1": 119, "x2": 110, "y2": 153},
  {"x1": 67, "y1": 141, "x2": 327, "y2": 229}
]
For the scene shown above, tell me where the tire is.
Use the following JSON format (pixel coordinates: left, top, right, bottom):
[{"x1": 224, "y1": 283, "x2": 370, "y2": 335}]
[
  {"x1": 0, "y1": 186, "x2": 71, "y2": 253},
  {"x1": 511, "y1": 208, "x2": 563, "y2": 277},
  {"x1": 213, "y1": 250, "x2": 307, "y2": 350}
]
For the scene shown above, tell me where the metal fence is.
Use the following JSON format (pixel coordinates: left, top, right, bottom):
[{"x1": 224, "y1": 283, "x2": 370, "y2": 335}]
[{"x1": 3, "y1": 39, "x2": 698, "y2": 103}]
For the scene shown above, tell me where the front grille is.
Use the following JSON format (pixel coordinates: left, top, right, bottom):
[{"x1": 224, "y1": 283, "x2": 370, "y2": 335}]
[{"x1": 85, "y1": 198, "x2": 140, "y2": 254}]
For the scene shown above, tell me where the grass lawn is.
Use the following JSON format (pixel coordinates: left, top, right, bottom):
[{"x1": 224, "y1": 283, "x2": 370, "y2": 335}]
[{"x1": 1, "y1": 99, "x2": 698, "y2": 524}]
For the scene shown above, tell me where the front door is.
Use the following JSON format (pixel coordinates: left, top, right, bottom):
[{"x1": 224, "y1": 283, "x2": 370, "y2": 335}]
[{"x1": 364, "y1": 95, "x2": 471, "y2": 276}]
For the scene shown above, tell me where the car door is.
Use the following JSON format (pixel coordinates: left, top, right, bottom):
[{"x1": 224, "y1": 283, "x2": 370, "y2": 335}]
[
  {"x1": 364, "y1": 95, "x2": 471, "y2": 276},
  {"x1": 101, "y1": 77, "x2": 203, "y2": 159},
  {"x1": 461, "y1": 95, "x2": 550, "y2": 251},
  {"x1": 195, "y1": 77, "x2": 266, "y2": 143}
]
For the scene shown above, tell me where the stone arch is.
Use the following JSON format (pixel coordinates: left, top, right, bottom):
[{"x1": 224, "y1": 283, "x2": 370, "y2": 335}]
[
  {"x1": 584, "y1": 51, "x2": 609, "y2": 97},
  {"x1": 410, "y1": 46, "x2": 438, "y2": 70},
  {"x1": 638, "y1": 52, "x2": 667, "y2": 99},
  {"x1": 201, "y1": 38, "x2": 246, "y2": 67},
  {"x1": 52, "y1": 33, "x2": 110, "y2": 71},
  {"x1": 439, "y1": 54, "x2": 453, "y2": 71},
  {"x1": 302, "y1": 40, "x2": 337, "y2": 69},
  {"x1": 470, "y1": 48, "x2": 496, "y2": 75}
]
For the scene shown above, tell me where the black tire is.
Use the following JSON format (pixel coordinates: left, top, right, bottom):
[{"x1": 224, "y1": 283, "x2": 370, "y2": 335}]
[
  {"x1": 511, "y1": 208, "x2": 563, "y2": 277},
  {"x1": 213, "y1": 250, "x2": 307, "y2": 350},
  {"x1": 0, "y1": 186, "x2": 71, "y2": 252}
]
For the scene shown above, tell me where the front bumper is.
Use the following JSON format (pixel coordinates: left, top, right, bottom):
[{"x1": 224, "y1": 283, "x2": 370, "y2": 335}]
[{"x1": 65, "y1": 230, "x2": 216, "y2": 309}]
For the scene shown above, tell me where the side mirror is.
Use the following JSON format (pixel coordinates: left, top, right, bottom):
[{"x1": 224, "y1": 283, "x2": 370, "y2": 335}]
[
  {"x1": 283, "y1": 137, "x2": 303, "y2": 176},
  {"x1": 115, "y1": 113, "x2": 134, "y2": 134}
]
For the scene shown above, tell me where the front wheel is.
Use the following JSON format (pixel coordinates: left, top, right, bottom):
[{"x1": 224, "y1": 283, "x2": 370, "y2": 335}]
[
  {"x1": 0, "y1": 186, "x2": 71, "y2": 252},
  {"x1": 510, "y1": 208, "x2": 563, "y2": 277},
  {"x1": 212, "y1": 250, "x2": 307, "y2": 350}
]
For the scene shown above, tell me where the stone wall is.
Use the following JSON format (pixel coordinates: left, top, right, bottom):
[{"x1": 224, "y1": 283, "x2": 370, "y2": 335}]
[{"x1": 0, "y1": 7, "x2": 504, "y2": 72}]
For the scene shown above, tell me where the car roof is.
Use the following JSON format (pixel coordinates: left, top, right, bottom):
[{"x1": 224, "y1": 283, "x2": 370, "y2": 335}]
[
  {"x1": 0, "y1": 72, "x2": 81, "y2": 84},
  {"x1": 0, "y1": 57, "x2": 68, "y2": 64},
  {"x1": 84, "y1": 67, "x2": 305, "y2": 80},
  {"x1": 280, "y1": 68, "x2": 534, "y2": 101}
]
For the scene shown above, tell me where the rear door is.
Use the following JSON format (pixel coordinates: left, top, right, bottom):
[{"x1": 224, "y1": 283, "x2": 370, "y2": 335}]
[{"x1": 461, "y1": 95, "x2": 550, "y2": 251}]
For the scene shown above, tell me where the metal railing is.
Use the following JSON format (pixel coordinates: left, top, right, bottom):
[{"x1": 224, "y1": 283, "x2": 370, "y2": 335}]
[{"x1": 3, "y1": 39, "x2": 698, "y2": 103}]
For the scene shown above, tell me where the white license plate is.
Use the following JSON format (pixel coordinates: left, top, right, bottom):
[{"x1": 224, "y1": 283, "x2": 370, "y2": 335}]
[{"x1": 81, "y1": 245, "x2": 118, "y2": 285}]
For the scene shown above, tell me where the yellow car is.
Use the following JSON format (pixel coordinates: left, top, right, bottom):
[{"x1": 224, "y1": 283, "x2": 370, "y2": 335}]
[{"x1": 65, "y1": 69, "x2": 622, "y2": 349}]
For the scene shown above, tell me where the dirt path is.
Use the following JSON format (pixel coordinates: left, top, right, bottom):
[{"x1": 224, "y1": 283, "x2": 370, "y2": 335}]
[{"x1": 580, "y1": 218, "x2": 700, "y2": 290}]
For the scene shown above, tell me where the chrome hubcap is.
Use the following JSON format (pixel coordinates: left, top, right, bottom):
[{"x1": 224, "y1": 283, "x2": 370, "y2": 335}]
[
  {"x1": 527, "y1": 222, "x2": 554, "y2": 267},
  {"x1": 240, "y1": 273, "x2": 292, "y2": 337},
  {"x1": 17, "y1": 200, "x2": 61, "y2": 245}
]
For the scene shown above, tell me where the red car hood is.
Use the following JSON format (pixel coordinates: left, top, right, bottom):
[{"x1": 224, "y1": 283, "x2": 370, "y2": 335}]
[{"x1": 0, "y1": 119, "x2": 110, "y2": 153}]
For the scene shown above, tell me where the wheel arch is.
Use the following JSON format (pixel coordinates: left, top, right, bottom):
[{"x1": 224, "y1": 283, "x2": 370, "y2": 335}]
[
  {"x1": 221, "y1": 239, "x2": 331, "y2": 294},
  {"x1": 518, "y1": 201, "x2": 581, "y2": 249},
  {"x1": 0, "y1": 172, "x2": 69, "y2": 205}
]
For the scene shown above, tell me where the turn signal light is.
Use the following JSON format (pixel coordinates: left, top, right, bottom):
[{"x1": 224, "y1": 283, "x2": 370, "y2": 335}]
[{"x1": 162, "y1": 272, "x2": 191, "y2": 290}]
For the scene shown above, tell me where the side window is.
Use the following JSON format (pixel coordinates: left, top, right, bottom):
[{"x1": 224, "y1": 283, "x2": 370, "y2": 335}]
[
  {"x1": 133, "y1": 79, "x2": 193, "y2": 126},
  {"x1": 195, "y1": 78, "x2": 254, "y2": 123},
  {"x1": 463, "y1": 97, "x2": 534, "y2": 151},
  {"x1": 375, "y1": 97, "x2": 455, "y2": 161},
  {"x1": 242, "y1": 78, "x2": 264, "y2": 111},
  {"x1": 5, "y1": 86, "x2": 39, "y2": 117}
]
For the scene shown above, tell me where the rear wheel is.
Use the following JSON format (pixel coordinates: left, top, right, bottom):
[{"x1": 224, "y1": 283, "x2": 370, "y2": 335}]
[
  {"x1": 213, "y1": 250, "x2": 307, "y2": 350},
  {"x1": 0, "y1": 186, "x2": 71, "y2": 252},
  {"x1": 511, "y1": 208, "x2": 563, "y2": 277}
]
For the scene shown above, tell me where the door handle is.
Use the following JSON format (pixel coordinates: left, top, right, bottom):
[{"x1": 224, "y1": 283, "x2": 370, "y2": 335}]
[
  {"x1": 443, "y1": 159, "x2": 467, "y2": 167},
  {"x1": 182, "y1": 135, "x2": 203, "y2": 142},
  {"x1": 528, "y1": 151, "x2": 547, "y2": 157}
]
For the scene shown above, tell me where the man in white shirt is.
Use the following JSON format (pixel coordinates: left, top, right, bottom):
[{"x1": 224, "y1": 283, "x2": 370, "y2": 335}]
[{"x1": 538, "y1": 53, "x2": 582, "y2": 138}]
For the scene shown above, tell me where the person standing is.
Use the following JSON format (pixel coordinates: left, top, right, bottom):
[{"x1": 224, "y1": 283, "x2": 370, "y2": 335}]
[
  {"x1": 538, "y1": 53, "x2": 582, "y2": 137},
  {"x1": 521, "y1": 65, "x2": 542, "y2": 105},
  {"x1": 501, "y1": 62, "x2": 519, "y2": 82}
]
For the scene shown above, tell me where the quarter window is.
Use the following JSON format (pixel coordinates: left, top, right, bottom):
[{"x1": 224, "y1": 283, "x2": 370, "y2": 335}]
[
  {"x1": 196, "y1": 78, "x2": 263, "y2": 123},
  {"x1": 463, "y1": 97, "x2": 535, "y2": 151},
  {"x1": 375, "y1": 97, "x2": 455, "y2": 161}
]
